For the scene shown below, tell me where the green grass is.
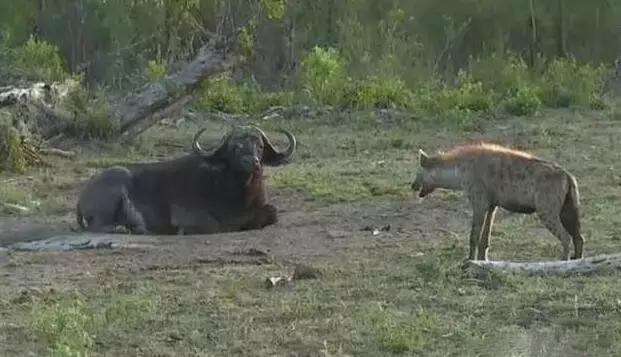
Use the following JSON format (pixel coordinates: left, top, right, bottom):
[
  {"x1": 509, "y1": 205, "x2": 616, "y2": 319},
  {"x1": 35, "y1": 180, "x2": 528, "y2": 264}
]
[
  {"x1": 30, "y1": 285, "x2": 156, "y2": 357},
  {"x1": 0, "y1": 181, "x2": 39, "y2": 215},
  {"x1": 269, "y1": 163, "x2": 408, "y2": 203},
  {"x1": 356, "y1": 302, "x2": 441, "y2": 354}
]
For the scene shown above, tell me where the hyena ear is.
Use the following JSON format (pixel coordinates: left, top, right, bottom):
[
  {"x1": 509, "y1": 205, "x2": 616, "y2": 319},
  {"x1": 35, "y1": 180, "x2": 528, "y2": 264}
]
[{"x1": 419, "y1": 149, "x2": 431, "y2": 168}]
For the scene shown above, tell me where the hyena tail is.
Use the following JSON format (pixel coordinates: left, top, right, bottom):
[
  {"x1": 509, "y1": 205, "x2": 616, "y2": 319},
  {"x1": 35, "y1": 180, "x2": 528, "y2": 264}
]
[{"x1": 560, "y1": 173, "x2": 584, "y2": 259}]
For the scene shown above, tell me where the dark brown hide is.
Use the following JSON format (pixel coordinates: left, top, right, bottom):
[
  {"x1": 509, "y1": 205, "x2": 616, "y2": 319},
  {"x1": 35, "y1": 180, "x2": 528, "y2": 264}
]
[{"x1": 76, "y1": 127, "x2": 296, "y2": 235}]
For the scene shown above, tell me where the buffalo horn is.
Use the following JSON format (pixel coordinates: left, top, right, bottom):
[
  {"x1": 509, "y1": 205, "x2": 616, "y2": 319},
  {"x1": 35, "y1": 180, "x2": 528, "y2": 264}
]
[
  {"x1": 192, "y1": 128, "x2": 222, "y2": 157},
  {"x1": 252, "y1": 125, "x2": 296, "y2": 166}
]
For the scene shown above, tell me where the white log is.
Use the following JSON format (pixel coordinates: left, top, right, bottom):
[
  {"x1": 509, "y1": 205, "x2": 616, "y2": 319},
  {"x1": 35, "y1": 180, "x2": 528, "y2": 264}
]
[
  {"x1": 0, "y1": 82, "x2": 53, "y2": 107},
  {"x1": 463, "y1": 253, "x2": 621, "y2": 276},
  {"x1": 39, "y1": 147, "x2": 76, "y2": 158}
]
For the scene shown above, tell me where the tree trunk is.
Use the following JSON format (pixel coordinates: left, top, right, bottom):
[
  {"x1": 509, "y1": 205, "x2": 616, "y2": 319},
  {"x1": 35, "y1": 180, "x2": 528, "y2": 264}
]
[
  {"x1": 463, "y1": 254, "x2": 621, "y2": 277},
  {"x1": 556, "y1": 0, "x2": 567, "y2": 57},
  {"x1": 528, "y1": 0, "x2": 537, "y2": 67}
]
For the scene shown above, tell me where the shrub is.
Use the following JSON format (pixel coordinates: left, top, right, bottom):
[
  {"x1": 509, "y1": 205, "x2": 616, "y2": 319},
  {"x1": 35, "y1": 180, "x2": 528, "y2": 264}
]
[
  {"x1": 538, "y1": 58, "x2": 608, "y2": 108},
  {"x1": 503, "y1": 85, "x2": 542, "y2": 116},
  {"x1": 468, "y1": 54, "x2": 530, "y2": 97},
  {"x1": 300, "y1": 46, "x2": 347, "y2": 106},
  {"x1": 454, "y1": 71, "x2": 492, "y2": 112},
  {"x1": 143, "y1": 60, "x2": 166, "y2": 82},
  {"x1": 198, "y1": 76, "x2": 245, "y2": 113},
  {"x1": 354, "y1": 76, "x2": 412, "y2": 109},
  {"x1": 198, "y1": 77, "x2": 293, "y2": 114},
  {"x1": 61, "y1": 83, "x2": 118, "y2": 140},
  {"x1": 0, "y1": 121, "x2": 26, "y2": 172},
  {"x1": 13, "y1": 38, "x2": 67, "y2": 82},
  {"x1": 413, "y1": 72, "x2": 490, "y2": 126},
  {"x1": 589, "y1": 93, "x2": 608, "y2": 110},
  {"x1": 238, "y1": 82, "x2": 293, "y2": 114}
]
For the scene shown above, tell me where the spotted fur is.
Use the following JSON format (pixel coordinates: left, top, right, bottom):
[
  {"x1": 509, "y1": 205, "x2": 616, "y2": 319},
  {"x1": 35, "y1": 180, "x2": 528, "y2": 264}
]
[{"x1": 411, "y1": 143, "x2": 584, "y2": 261}]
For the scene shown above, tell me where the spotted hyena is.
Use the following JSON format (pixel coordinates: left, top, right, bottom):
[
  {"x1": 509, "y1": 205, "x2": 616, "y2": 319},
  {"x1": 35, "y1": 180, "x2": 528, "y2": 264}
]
[{"x1": 410, "y1": 143, "x2": 584, "y2": 261}]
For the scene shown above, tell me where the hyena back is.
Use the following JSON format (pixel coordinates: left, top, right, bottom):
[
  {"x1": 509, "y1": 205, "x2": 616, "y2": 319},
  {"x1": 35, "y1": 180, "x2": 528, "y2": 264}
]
[{"x1": 411, "y1": 143, "x2": 584, "y2": 261}]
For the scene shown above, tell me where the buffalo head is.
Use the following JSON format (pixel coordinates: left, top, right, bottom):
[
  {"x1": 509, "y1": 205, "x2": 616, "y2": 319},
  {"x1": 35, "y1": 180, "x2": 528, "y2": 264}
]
[{"x1": 192, "y1": 125, "x2": 296, "y2": 175}]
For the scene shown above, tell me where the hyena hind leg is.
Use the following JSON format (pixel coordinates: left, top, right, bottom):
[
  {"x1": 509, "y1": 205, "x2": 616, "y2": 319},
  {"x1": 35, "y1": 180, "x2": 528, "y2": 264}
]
[
  {"x1": 537, "y1": 211, "x2": 573, "y2": 261},
  {"x1": 560, "y1": 196, "x2": 584, "y2": 260}
]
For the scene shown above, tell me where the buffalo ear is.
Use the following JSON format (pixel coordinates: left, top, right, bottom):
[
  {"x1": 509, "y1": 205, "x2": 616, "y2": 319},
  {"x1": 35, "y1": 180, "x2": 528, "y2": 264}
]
[{"x1": 419, "y1": 149, "x2": 431, "y2": 168}]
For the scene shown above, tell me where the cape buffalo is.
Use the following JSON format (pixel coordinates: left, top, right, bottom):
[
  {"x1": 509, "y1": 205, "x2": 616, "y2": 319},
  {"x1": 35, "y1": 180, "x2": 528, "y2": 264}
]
[{"x1": 76, "y1": 125, "x2": 296, "y2": 235}]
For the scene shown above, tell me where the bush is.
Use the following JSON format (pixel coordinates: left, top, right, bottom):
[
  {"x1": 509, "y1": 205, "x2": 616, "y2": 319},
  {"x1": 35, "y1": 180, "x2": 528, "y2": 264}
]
[
  {"x1": 13, "y1": 38, "x2": 67, "y2": 82},
  {"x1": 237, "y1": 82, "x2": 293, "y2": 114},
  {"x1": 61, "y1": 83, "x2": 118, "y2": 140},
  {"x1": 143, "y1": 60, "x2": 166, "y2": 83},
  {"x1": 354, "y1": 76, "x2": 412, "y2": 109},
  {"x1": 198, "y1": 77, "x2": 293, "y2": 114},
  {"x1": 468, "y1": 54, "x2": 530, "y2": 97},
  {"x1": 538, "y1": 58, "x2": 608, "y2": 108},
  {"x1": 300, "y1": 46, "x2": 347, "y2": 106},
  {"x1": 198, "y1": 76, "x2": 245, "y2": 114},
  {"x1": 413, "y1": 72, "x2": 491, "y2": 125},
  {"x1": 0, "y1": 121, "x2": 26, "y2": 173},
  {"x1": 503, "y1": 85, "x2": 542, "y2": 116},
  {"x1": 454, "y1": 71, "x2": 492, "y2": 112},
  {"x1": 413, "y1": 85, "x2": 476, "y2": 126}
]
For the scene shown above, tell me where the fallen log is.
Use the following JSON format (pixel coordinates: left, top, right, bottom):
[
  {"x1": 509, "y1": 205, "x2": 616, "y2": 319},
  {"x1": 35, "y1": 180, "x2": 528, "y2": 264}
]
[
  {"x1": 113, "y1": 40, "x2": 244, "y2": 135},
  {"x1": 0, "y1": 83, "x2": 53, "y2": 107},
  {"x1": 463, "y1": 253, "x2": 621, "y2": 276}
]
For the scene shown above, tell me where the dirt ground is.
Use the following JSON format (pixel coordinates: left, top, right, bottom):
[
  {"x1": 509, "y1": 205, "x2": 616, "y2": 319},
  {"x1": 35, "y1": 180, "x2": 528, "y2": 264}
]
[{"x1": 2, "y1": 108, "x2": 621, "y2": 356}]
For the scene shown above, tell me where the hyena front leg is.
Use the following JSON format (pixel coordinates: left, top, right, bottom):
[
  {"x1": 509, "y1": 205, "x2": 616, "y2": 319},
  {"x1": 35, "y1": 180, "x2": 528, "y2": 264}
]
[
  {"x1": 477, "y1": 206, "x2": 497, "y2": 261},
  {"x1": 468, "y1": 194, "x2": 490, "y2": 260}
]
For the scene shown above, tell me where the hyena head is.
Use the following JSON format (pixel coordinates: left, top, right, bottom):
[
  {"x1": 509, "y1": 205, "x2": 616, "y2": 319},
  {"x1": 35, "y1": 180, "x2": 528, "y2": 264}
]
[{"x1": 411, "y1": 149, "x2": 460, "y2": 197}]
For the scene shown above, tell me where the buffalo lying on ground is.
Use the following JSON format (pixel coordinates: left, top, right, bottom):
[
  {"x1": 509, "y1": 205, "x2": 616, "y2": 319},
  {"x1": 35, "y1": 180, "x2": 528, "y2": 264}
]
[{"x1": 76, "y1": 125, "x2": 296, "y2": 235}]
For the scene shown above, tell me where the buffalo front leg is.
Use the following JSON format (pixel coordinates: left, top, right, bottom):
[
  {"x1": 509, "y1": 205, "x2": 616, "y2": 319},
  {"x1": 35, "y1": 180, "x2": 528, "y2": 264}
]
[
  {"x1": 477, "y1": 206, "x2": 497, "y2": 261},
  {"x1": 241, "y1": 204, "x2": 278, "y2": 231},
  {"x1": 170, "y1": 205, "x2": 221, "y2": 235}
]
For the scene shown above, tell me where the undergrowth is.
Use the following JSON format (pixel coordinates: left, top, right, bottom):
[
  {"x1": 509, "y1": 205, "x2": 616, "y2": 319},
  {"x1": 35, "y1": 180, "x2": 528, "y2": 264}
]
[
  {"x1": 197, "y1": 47, "x2": 610, "y2": 127},
  {"x1": 31, "y1": 287, "x2": 156, "y2": 356}
]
